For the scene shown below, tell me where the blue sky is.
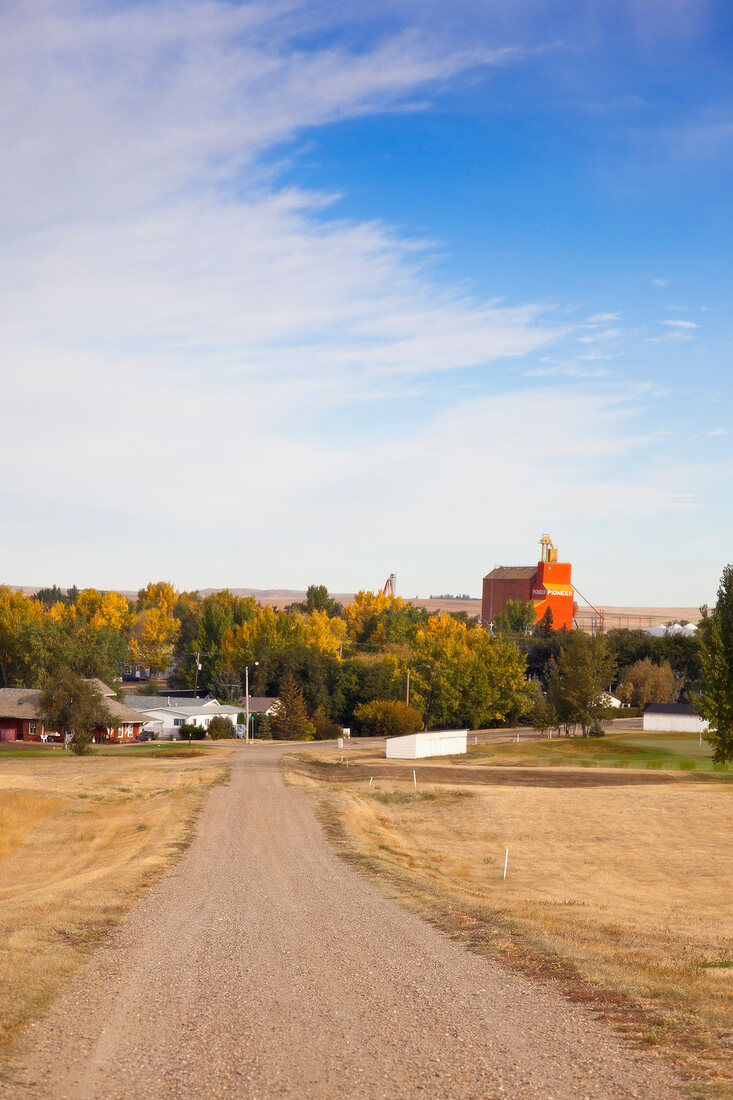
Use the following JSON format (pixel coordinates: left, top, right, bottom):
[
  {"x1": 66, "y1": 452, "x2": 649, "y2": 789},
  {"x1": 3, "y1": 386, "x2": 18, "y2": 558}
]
[{"x1": 1, "y1": 0, "x2": 731, "y2": 604}]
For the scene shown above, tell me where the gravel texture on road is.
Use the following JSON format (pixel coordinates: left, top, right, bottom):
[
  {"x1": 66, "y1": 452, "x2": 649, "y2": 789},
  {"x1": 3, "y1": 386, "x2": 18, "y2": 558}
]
[{"x1": 1, "y1": 743, "x2": 682, "y2": 1099}]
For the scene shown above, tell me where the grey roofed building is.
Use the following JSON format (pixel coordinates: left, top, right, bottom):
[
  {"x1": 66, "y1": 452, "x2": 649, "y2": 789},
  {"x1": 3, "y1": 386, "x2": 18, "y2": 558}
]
[{"x1": 126, "y1": 694, "x2": 280, "y2": 739}]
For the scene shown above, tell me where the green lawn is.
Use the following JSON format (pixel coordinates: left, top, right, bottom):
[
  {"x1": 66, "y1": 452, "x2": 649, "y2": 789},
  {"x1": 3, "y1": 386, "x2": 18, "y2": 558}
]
[
  {"x1": 0, "y1": 742, "x2": 213, "y2": 759},
  {"x1": 470, "y1": 730, "x2": 731, "y2": 774}
]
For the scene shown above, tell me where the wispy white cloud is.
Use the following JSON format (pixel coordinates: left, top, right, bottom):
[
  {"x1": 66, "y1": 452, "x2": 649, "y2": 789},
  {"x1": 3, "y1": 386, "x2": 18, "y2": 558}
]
[
  {"x1": 577, "y1": 328, "x2": 621, "y2": 344},
  {"x1": 707, "y1": 428, "x2": 727, "y2": 436},
  {"x1": 0, "y1": 0, "x2": 718, "y2": 595},
  {"x1": 660, "y1": 319, "x2": 698, "y2": 328}
]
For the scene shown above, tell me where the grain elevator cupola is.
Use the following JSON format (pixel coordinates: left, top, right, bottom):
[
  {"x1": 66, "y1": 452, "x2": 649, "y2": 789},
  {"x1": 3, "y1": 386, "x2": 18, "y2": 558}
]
[{"x1": 482, "y1": 535, "x2": 576, "y2": 631}]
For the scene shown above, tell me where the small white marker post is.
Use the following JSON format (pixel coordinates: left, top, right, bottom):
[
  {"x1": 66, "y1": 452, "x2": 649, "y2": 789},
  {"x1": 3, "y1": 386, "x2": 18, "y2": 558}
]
[
  {"x1": 503, "y1": 849, "x2": 509, "y2": 880},
  {"x1": 516, "y1": 730, "x2": 520, "y2": 743},
  {"x1": 413, "y1": 769, "x2": 417, "y2": 788},
  {"x1": 369, "y1": 777, "x2": 373, "y2": 787}
]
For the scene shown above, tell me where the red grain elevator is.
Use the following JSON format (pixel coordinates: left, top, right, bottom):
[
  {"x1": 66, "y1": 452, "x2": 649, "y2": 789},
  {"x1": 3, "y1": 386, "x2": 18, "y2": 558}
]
[{"x1": 481, "y1": 535, "x2": 575, "y2": 631}]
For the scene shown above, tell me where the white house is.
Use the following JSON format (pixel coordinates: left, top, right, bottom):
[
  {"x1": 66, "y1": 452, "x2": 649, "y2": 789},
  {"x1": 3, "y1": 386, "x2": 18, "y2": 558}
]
[
  {"x1": 127, "y1": 696, "x2": 243, "y2": 739},
  {"x1": 643, "y1": 703, "x2": 709, "y2": 734},
  {"x1": 127, "y1": 694, "x2": 280, "y2": 739},
  {"x1": 386, "y1": 729, "x2": 468, "y2": 759}
]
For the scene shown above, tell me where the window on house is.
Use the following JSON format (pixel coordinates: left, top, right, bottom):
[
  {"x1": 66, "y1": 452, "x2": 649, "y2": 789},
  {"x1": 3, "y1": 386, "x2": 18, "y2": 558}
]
[
  {"x1": 173, "y1": 718, "x2": 183, "y2": 726},
  {"x1": 29, "y1": 720, "x2": 37, "y2": 735}
]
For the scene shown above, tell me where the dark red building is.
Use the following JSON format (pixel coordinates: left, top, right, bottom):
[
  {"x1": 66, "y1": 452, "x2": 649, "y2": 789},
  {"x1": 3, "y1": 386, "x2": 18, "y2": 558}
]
[{"x1": 482, "y1": 536, "x2": 575, "y2": 631}]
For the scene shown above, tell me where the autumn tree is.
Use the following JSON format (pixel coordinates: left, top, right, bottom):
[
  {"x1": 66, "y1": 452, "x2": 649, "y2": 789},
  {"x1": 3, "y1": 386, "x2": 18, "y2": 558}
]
[
  {"x1": 136, "y1": 581, "x2": 178, "y2": 615},
  {"x1": 0, "y1": 588, "x2": 46, "y2": 687},
  {"x1": 697, "y1": 566, "x2": 733, "y2": 762},
  {"x1": 352, "y1": 699, "x2": 422, "y2": 737},
  {"x1": 127, "y1": 606, "x2": 180, "y2": 677},
  {"x1": 39, "y1": 669, "x2": 114, "y2": 754},
  {"x1": 410, "y1": 614, "x2": 532, "y2": 730},
  {"x1": 270, "y1": 672, "x2": 315, "y2": 741},
  {"x1": 345, "y1": 590, "x2": 427, "y2": 646},
  {"x1": 616, "y1": 658, "x2": 678, "y2": 707}
]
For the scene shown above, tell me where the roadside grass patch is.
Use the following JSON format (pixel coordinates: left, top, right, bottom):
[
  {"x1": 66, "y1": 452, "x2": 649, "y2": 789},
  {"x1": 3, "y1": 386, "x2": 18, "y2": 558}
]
[
  {"x1": 0, "y1": 753, "x2": 228, "y2": 1060},
  {"x1": 287, "y1": 754, "x2": 733, "y2": 1096},
  {"x1": 468, "y1": 732, "x2": 729, "y2": 776}
]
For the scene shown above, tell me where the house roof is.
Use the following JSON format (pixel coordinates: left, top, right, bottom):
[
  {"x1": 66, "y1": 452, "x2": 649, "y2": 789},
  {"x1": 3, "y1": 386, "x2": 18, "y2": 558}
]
[
  {"x1": 246, "y1": 696, "x2": 278, "y2": 713},
  {"x1": 644, "y1": 703, "x2": 698, "y2": 715},
  {"x1": 87, "y1": 679, "x2": 116, "y2": 698},
  {"x1": 0, "y1": 686, "x2": 149, "y2": 726},
  {"x1": 135, "y1": 701, "x2": 243, "y2": 720},
  {"x1": 483, "y1": 566, "x2": 537, "y2": 581},
  {"x1": 0, "y1": 689, "x2": 44, "y2": 719}
]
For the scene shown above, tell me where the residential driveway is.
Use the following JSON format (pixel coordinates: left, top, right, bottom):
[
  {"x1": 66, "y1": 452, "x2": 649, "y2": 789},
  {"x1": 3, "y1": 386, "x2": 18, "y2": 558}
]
[{"x1": 1, "y1": 742, "x2": 680, "y2": 1099}]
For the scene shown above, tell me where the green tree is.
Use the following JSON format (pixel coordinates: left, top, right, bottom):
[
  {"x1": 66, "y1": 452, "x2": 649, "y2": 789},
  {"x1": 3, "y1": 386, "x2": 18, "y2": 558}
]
[
  {"x1": 528, "y1": 687, "x2": 558, "y2": 736},
  {"x1": 547, "y1": 631, "x2": 615, "y2": 737},
  {"x1": 288, "y1": 584, "x2": 345, "y2": 618},
  {"x1": 697, "y1": 566, "x2": 733, "y2": 762},
  {"x1": 494, "y1": 599, "x2": 536, "y2": 636},
  {"x1": 271, "y1": 672, "x2": 315, "y2": 741},
  {"x1": 39, "y1": 669, "x2": 114, "y2": 754},
  {"x1": 352, "y1": 699, "x2": 422, "y2": 737}
]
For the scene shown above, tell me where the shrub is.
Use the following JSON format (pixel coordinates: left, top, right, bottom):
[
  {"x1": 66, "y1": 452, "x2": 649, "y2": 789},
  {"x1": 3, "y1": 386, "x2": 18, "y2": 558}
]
[
  {"x1": 178, "y1": 722, "x2": 206, "y2": 741},
  {"x1": 352, "y1": 699, "x2": 422, "y2": 737},
  {"x1": 588, "y1": 720, "x2": 606, "y2": 738},
  {"x1": 208, "y1": 716, "x2": 235, "y2": 740},
  {"x1": 311, "y1": 707, "x2": 343, "y2": 741}
]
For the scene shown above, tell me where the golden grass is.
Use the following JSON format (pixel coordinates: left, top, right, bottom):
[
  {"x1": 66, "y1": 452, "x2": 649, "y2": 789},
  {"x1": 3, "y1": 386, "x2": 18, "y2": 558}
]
[
  {"x1": 288, "y1": 750, "x2": 733, "y2": 1096},
  {"x1": 0, "y1": 750, "x2": 229, "y2": 1057}
]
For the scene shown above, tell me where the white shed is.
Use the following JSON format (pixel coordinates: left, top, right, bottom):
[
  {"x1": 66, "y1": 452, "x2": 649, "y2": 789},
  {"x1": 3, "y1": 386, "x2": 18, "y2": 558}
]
[
  {"x1": 643, "y1": 704, "x2": 709, "y2": 734},
  {"x1": 386, "y1": 729, "x2": 468, "y2": 759}
]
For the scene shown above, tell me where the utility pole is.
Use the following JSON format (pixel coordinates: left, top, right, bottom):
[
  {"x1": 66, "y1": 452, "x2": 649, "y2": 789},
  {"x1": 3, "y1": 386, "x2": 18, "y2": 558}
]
[{"x1": 245, "y1": 662, "x2": 259, "y2": 744}]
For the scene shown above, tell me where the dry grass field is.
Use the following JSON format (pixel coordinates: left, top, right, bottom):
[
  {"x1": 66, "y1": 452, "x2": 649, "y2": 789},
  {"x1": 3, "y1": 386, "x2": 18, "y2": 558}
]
[
  {"x1": 0, "y1": 747, "x2": 229, "y2": 1059},
  {"x1": 287, "y1": 744, "x2": 733, "y2": 1097}
]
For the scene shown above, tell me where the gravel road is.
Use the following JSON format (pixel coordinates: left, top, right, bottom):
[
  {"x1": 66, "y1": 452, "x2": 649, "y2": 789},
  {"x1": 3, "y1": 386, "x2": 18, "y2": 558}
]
[{"x1": 2, "y1": 744, "x2": 681, "y2": 1099}]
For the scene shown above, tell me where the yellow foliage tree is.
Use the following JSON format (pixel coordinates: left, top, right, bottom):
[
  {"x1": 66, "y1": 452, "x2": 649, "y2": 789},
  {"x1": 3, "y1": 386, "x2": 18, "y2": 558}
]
[
  {"x1": 137, "y1": 581, "x2": 178, "y2": 615},
  {"x1": 0, "y1": 588, "x2": 45, "y2": 687},
  {"x1": 222, "y1": 606, "x2": 346, "y2": 672},
  {"x1": 410, "y1": 613, "x2": 530, "y2": 730},
  {"x1": 75, "y1": 589, "x2": 131, "y2": 632},
  {"x1": 345, "y1": 590, "x2": 412, "y2": 645},
  {"x1": 128, "y1": 607, "x2": 180, "y2": 676}
]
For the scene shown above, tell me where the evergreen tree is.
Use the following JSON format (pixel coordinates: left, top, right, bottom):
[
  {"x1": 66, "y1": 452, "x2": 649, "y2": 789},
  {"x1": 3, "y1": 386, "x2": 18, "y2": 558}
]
[
  {"x1": 697, "y1": 565, "x2": 733, "y2": 762},
  {"x1": 271, "y1": 672, "x2": 315, "y2": 741},
  {"x1": 533, "y1": 606, "x2": 554, "y2": 638}
]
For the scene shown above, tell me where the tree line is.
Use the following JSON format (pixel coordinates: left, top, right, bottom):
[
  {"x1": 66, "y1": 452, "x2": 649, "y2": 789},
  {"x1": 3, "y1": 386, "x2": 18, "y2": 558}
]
[{"x1": 1, "y1": 578, "x2": 726, "y2": 753}]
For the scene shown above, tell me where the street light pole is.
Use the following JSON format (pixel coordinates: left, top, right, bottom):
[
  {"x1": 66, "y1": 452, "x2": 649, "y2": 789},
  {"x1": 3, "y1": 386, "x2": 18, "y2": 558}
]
[{"x1": 245, "y1": 662, "x2": 259, "y2": 744}]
